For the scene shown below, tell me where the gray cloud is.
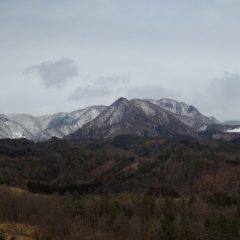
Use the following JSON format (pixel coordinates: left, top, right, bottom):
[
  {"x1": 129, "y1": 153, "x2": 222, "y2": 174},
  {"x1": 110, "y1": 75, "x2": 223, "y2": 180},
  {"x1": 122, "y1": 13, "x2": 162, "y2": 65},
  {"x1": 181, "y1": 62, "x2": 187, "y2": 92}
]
[
  {"x1": 195, "y1": 73, "x2": 240, "y2": 120},
  {"x1": 25, "y1": 59, "x2": 78, "y2": 87},
  {"x1": 69, "y1": 86, "x2": 112, "y2": 101},
  {"x1": 1, "y1": 0, "x2": 240, "y2": 119},
  {"x1": 210, "y1": 73, "x2": 240, "y2": 102},
  {"x1": 92, "y1": 75, "x2": 131, "y2": 87},
  {"x1": 124, "y1": 85, "x2": 180, "y2": 100},
  {"x1": 70, "y1": 74, "x2": 130, "y2": 101}
]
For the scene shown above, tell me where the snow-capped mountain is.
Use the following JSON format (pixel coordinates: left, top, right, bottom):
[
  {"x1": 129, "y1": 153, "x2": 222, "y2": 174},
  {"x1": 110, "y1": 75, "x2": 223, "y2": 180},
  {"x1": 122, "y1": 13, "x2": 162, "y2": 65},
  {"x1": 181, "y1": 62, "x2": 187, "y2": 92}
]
[
  {"x1": 203, "y1": 124, "x2": 240, "y2": 133},
  {"x1": 35, "y1": 106, "x2": 106, "y2": 140},
  {"x1": 147, "y1": 98, "x2": 219, "y2": 130},
  {"x1": 0, "y1": 97, "x2": 239, "y2": 141},
  {"x1": 198, "y1": 123, "x2": 240, "y2": 141},
  {"x1": 70, "y1": 98, "x2": 194, "y2": 139},
  {"x1": 6, "y1": 113, "x2": 53, "y2": 136},
  {"x1": 225, "y1": 127, "x2": 240, "y2": 133},
  {"x1": 0, "y1": 115, "x2": 33, "y2": 139},
  {"x1": 0, "y1": 106, "x2": 106, "y2": 141}
]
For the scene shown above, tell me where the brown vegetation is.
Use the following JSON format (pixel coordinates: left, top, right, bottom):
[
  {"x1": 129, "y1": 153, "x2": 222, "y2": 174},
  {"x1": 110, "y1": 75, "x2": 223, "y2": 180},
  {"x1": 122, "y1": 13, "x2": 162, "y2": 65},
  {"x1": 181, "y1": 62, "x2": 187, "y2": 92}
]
[{"x1": 0, "y1": 136, "x2": 239, "y2": 239}]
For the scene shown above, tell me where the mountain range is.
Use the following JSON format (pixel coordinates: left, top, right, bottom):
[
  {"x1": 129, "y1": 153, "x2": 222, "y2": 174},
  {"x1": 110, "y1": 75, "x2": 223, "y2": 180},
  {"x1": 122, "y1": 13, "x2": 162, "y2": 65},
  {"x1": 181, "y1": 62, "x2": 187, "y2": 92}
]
[{"x1": 0, "y1": 97, "x2": 239, "y2": 141}]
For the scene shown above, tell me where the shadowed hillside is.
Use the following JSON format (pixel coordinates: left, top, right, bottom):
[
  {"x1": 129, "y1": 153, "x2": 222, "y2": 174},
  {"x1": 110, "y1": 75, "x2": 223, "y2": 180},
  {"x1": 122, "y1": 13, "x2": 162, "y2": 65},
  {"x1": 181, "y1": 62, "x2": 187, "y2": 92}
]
[{"x1": 0, "y1": 136, "x2": 239, "y2": 239}]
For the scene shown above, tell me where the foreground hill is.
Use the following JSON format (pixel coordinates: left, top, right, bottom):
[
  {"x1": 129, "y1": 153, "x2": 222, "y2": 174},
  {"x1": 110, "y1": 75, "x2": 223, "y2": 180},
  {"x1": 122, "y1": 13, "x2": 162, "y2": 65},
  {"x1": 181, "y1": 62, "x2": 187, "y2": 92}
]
[
  {"x1": 0, "y1": 136, "x2": 239, "y2": 239},
  {"x1": 0, "y1": 136, "x2": 239, "y2": 196}
]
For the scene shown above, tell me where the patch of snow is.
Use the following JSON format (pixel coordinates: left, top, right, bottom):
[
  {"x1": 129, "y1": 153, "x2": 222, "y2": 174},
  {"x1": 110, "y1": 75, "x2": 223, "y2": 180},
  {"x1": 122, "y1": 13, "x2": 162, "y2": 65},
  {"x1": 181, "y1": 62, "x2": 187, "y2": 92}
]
[
  {"x1": 132, "y1": 100, "x2": 156, "y2": 116},
  {"x1": 1, "y1": 105, "x2": 107, "y2": 140},
  {"x1": 12, "y1": 132, "x2": 25, "y2": 139},
  {"x1": 197, "y1": 125, "x2": 207, "y2": 132},
  {"x1": 225, "y1": 127, "x2": 240, "y2": 133},
  {"x1": 158, "y1": 99, "x2": 197, "y2": 117}
]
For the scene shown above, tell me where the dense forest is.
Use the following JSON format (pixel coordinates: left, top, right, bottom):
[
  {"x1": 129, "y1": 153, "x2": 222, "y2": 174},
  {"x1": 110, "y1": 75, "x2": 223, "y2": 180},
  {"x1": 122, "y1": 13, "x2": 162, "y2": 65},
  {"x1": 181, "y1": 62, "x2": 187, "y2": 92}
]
[{"x1": 0, "y1": 135, "x2": 239, "y2": 239}]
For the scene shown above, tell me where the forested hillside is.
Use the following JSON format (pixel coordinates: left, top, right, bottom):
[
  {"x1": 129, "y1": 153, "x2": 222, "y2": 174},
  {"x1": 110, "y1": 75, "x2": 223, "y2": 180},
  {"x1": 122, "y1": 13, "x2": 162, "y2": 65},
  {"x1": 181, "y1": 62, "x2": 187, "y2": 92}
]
[{"x1": 0, "y1": 136, "x2": 239, "y2": 239}]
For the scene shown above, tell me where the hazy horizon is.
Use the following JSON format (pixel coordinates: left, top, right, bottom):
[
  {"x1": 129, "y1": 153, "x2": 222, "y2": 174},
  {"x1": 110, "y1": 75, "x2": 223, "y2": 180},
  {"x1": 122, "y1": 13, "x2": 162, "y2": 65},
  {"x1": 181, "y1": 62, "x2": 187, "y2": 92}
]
[{"x1": 1, "y1": 0, "x2": 240, "y2": 121}]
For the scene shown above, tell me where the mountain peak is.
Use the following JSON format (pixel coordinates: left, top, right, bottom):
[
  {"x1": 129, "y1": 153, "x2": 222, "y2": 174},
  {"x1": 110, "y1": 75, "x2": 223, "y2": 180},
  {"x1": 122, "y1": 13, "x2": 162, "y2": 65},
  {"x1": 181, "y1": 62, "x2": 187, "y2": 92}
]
[
  {"x1": 112, "y1": 97, "x2": 128, "y2": 106},
  {"x1": 70, "y1": 98, "x2": 195, "y2": 139},
  {"x1": 144, "y1": 98, "x2": 219, "y2": 129},
  {"x1": 160, "y1": 98, "x2": 178, "y2": 103},
  {"x1": 0, "y1": 97, "x2": 224, "y2": 141},
  {"x1": 157, "y1": 99, "x2": 200, "y2": 116}
]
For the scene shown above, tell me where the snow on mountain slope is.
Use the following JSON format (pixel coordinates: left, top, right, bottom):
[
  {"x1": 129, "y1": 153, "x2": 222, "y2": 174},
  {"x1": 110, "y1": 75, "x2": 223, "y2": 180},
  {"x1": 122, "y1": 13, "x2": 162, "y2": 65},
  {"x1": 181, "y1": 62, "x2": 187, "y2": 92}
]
[
  {"x1": 71, "y1": 98, "x2": 194, "y2": 139},
  {"x1": 0, "y1": 106, "x2": 106, "y2": 141},
  {"x1": 36, "y1": 106, "x2": 107, "y2": 140},
  {"x1": 7, "y1": 114, "x2": 47, "y2": 136},
  {"x1": 0, "y1": 115, "x2": 32, "y2": 139},
  {"x1": 225, "y1": 127, "x2": 240, "y2": 133},
  {"x1": 148, "y1": 99, "x2": 197, "y2": 117},
  {"x1": 131, "y1": 99, "x2": 160, "y2": 116},
  {"x1": 130, "y1": 99, "x2": 195, "y2": 135},
  {"x1": 146, "y1": 98, "x2": 220, "y2": 130},
  {"x1": 1, "y1": 97, "x2": 239, "y2": 141}
]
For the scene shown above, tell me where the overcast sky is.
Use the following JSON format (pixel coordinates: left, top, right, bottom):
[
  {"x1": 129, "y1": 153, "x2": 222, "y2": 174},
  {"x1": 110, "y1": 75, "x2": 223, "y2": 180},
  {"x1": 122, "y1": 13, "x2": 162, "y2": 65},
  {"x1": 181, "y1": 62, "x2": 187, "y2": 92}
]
[{"x1": 1, "y1": 0, "x2": 240, "y2": 120}]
